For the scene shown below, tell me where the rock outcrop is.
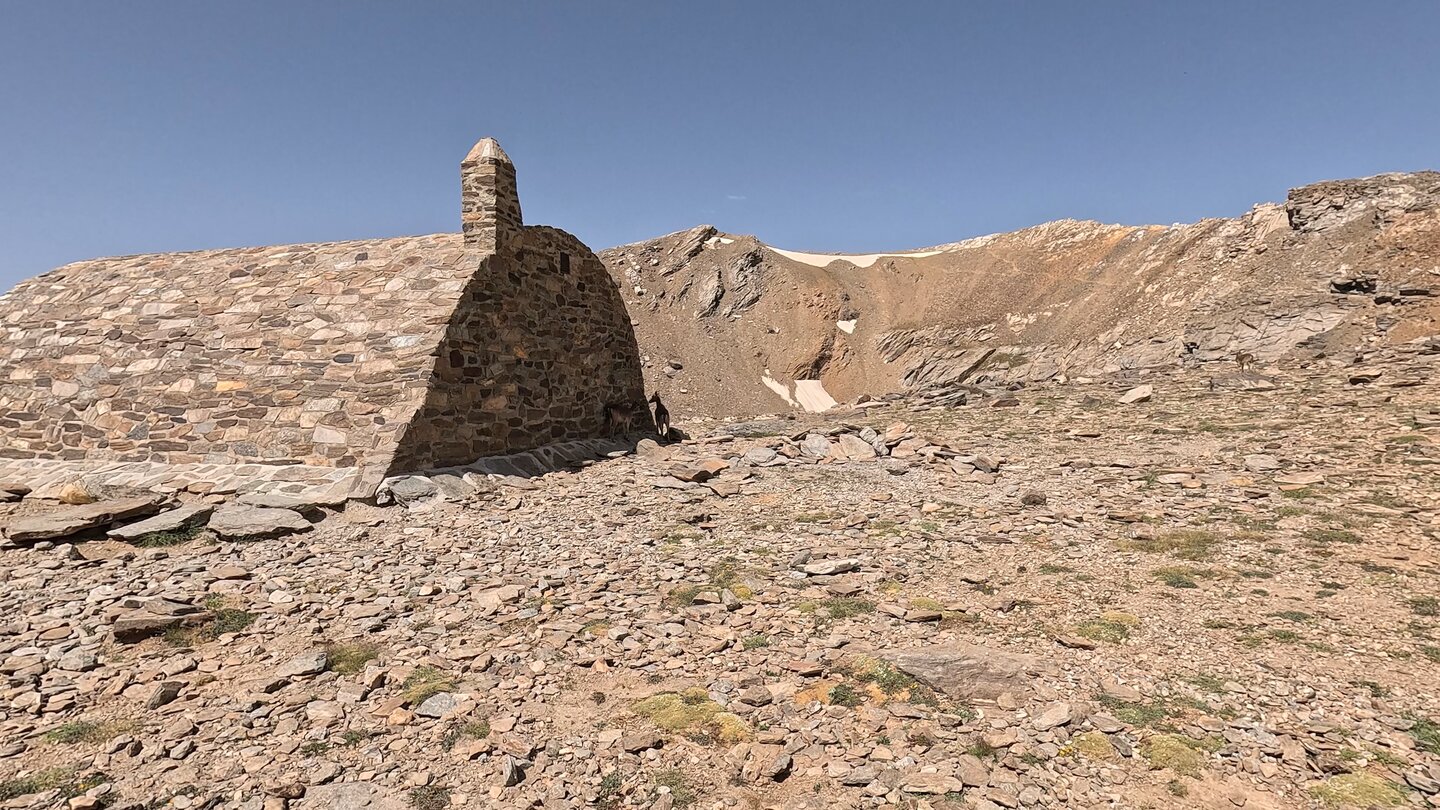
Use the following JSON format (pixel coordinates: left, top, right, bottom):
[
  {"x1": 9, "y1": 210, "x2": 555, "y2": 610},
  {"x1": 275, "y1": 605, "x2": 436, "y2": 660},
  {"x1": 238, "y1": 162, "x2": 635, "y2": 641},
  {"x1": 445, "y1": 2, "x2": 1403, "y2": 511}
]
[{"x1": 601, "y1": 171, "x2": 1440, "y2": 418}]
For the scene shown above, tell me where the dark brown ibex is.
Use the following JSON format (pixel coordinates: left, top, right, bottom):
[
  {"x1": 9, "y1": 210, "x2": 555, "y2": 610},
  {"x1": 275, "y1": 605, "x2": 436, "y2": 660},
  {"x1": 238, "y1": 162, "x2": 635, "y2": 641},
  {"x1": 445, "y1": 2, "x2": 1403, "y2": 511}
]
[
  {"x1": 603, "y1": 401, "x2": 634, "y2": 435},
  {"x1": 649, "y1": 392, "x2": 670, "y2": 440}
]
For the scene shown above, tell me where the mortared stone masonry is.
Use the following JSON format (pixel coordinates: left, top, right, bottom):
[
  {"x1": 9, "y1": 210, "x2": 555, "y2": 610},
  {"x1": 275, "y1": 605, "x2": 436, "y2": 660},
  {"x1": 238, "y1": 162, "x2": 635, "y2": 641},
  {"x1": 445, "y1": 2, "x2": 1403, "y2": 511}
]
[{"x1": 0, "y1": 138, "x2": 646, "y2": 497}]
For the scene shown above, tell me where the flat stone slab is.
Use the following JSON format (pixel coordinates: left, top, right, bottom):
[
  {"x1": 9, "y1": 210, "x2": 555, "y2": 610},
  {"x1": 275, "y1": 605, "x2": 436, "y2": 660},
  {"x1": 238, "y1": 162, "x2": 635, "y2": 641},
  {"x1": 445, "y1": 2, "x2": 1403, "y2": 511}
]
[
  {"x1": 294, "y1": 783, "x2": 406, "y2": 810},
  {"x1": 878, "y1": 642, "x2": 1047, "y2": 704},
  {"x1": 5, "y1": 496, "x2": 162, "y2": 543},
  {"x1": 107, "y1": 503, "x2": 215, "y2": 541},
  {"x1": 207, "y1": 504, "x2": 312, "y2": 539},
  {"x1": 237, "y1": 491, "x2": 347, "y2": 511}
]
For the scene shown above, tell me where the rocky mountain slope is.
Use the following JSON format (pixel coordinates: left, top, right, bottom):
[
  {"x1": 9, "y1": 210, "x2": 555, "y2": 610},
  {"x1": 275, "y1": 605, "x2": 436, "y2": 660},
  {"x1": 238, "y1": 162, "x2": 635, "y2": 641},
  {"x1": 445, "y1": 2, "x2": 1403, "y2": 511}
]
[
  {"x1": 601, "y1": 172, "x2": 1440, "y2": 418},
  {"x1": 2, "y1": 354, "x2": 1437, "y2": 809}
]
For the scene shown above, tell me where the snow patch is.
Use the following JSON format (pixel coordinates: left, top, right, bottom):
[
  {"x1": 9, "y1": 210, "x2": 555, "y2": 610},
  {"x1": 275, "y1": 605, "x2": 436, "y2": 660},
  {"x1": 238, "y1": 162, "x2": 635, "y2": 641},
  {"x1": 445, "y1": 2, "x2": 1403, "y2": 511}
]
[
  {"x1": 761, "y1": 372, "x2": 837, "y2": 413},
  {"x1": 793, "y1": 380, "x2": 838, "y2": 413},
  {"x1": 768, "y1": 246, "x2": 944, "y2": 269},
  {"x1": 761, "y1": 372, "x2": 798, "y2": 407}
]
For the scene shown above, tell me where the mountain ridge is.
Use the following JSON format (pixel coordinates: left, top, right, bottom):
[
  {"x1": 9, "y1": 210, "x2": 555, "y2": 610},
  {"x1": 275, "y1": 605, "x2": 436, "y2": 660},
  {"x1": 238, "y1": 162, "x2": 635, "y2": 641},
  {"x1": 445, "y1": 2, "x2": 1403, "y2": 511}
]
[{"x1": 600, "y1": 171, "x2": 1440, "y2": 418}]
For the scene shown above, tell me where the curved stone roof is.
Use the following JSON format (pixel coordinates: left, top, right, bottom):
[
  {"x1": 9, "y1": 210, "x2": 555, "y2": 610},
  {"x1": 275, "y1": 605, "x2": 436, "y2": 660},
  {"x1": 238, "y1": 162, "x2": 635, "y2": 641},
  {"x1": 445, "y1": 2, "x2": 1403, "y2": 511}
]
[
  {"x1": 0, "y1": 232, "x2": 472, "y2": 471},
  {"x1": 0, "y1": 137, "x2": 648, "y2": 501}
]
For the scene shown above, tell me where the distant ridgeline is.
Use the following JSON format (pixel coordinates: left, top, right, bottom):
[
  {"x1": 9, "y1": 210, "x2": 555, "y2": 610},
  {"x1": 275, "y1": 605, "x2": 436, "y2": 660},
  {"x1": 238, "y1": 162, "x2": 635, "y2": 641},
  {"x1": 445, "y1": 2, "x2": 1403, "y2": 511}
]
[{"x1": 0, "y1": 138, "x2": 647, "y2": 498}]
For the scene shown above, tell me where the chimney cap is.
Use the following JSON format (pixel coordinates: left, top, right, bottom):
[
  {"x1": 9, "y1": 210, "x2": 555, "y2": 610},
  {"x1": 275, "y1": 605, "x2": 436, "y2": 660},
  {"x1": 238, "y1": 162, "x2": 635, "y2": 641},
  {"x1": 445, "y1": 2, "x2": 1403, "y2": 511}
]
[{"x1": 464, "y1": 137, "x2": 512, "y2": 165}]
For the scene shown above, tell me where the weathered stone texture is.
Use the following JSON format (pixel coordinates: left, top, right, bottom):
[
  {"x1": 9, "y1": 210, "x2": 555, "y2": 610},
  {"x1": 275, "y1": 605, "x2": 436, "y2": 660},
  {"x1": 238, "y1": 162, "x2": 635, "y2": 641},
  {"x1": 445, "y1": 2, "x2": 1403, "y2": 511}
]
[
  {"x1": 390, "y1": 227, "x2": 646, "y2": 472},
  {"x1": 0, "y1": 137, "x2": 644, "y2": 495}
]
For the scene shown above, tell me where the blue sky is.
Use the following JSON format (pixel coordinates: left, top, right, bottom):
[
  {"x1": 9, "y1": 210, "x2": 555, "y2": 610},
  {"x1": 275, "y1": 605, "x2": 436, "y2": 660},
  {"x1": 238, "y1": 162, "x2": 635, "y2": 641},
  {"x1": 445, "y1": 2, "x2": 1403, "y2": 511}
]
[{"x1": 1, "y1": 2, "x2": 1437, "y2": 288}]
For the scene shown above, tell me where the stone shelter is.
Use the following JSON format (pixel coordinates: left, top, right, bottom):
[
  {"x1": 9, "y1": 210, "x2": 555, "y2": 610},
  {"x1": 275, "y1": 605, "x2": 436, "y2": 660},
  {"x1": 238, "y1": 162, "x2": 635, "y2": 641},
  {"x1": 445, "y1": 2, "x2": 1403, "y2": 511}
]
[{"x1": 0, "y1": 138, "x2": 646, "y2": 498}]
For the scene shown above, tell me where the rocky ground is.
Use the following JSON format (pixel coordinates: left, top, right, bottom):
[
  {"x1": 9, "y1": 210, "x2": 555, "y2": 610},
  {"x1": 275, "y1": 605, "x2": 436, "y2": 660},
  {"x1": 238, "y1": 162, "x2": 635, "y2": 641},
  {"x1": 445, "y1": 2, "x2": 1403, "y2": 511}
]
[{"x1": 2, "y1": 346, "x2": 1438, "y2": 810}]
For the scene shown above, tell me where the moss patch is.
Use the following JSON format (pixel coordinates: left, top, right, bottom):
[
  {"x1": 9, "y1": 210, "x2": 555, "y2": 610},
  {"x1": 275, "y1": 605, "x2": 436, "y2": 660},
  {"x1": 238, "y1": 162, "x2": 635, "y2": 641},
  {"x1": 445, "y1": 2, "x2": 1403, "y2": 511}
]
[
  {"x1": 1067, "y1": 731, "x2": 1118, "y2": 761},
  {"x1": 631, "y1": 688, "x2": 750, "y2": 744},
  {"x1": 1309, "y1": 773, "x2": 1407, "y2": 808},
  {"x1": 1076, "y1": 612, "x2": 1141, "y2": 642},
  {"x1": 1140, "y1": 734, "x2": 1207, "y2": 775},
  {"x1": 1153, "y1": 565, "x2": 1223, "y2": 589}
]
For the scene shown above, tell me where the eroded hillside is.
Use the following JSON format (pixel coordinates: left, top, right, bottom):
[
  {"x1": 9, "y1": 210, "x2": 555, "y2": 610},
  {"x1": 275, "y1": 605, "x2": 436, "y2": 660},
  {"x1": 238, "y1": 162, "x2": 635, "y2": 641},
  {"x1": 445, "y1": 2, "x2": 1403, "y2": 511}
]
[{"x1": 601, "y1": 172, "x2": 1440, "y2": 418}]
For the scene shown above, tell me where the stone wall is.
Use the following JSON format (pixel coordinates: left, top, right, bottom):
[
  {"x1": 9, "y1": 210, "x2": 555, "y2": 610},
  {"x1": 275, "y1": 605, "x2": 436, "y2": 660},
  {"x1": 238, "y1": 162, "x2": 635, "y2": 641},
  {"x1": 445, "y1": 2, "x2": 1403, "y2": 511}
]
[
  {"x1": 0, "y1": 236, "x2": 468, "y2": 473},
  {"x1": 0, "y1": 137, "x2": 646, "y2": 496},
  {"x1": 390, "y1": 227, "x2": 647, "y2": 471}
]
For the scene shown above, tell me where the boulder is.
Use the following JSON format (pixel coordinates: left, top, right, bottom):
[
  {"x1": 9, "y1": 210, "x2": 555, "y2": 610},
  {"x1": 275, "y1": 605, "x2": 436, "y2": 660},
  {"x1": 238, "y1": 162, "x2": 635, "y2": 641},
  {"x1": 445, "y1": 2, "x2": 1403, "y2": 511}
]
[
  {"x1": 833, "y1": 434, "x2": 877, "y2": 461},
  {"x1": 799, "y1": 433, "x2": 833, "y2": 459},
  {"x1": 801, "y1": 558, "x2": 860, "y2": 576},
  {"x1": 107, "y1": 503, "x2": 214, "y2": 541},
  {"x1": 878, "y1": 642, "x2": 1045, "y2": 703},
  {"x1": 669, "y1": 458, "x2": 729, "y2": 483},
  {"x1": 386, "y1": 475, "x2": 439, "y2": 506},
  {"x1": 294, "y1": 784, "x2": 406, "y2": 810},
  {"x1": 208, "y1": 504, "x2": 312, "y2": 539},
  {"x1": 5, "y1": 496, "x2": 163, "y2": 543},
  {"x1": 277, "y1": 649, "x2": 329, "y2": 678},
  {"x1": 0, "y1": 482, "x2": 30, "y2": 503},
  {"x1": 1118, "y1": 384, "x2": 1153, "y2": 404},
  {"x1": 113, "y1": 612, "x2": 185, "y2": 643}
]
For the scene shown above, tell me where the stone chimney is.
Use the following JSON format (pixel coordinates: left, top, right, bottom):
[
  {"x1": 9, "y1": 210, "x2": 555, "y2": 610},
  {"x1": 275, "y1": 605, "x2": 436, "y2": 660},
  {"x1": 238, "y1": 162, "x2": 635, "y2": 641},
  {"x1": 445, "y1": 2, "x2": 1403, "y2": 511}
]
[{"x1": 460, "y1": 137, "x2": 523, "y2": 253}]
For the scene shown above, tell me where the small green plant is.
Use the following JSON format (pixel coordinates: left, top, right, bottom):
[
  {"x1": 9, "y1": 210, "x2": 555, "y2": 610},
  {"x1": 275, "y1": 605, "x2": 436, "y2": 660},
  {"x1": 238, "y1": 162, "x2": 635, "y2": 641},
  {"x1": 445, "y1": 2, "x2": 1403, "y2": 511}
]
[
  {"x1": 459, "y1": 719, "x2": 490, "y2": 739},
  {"x1": 1410, "y1": 597, "x2": 1439, "y2": 617},
  {"x1": 1310, "y1": 773, "x2": 1407, "y2": 807},
  {"x1": 820, "y1": 597, "x2": 876, "y2": 619},
  {"x1": 1269, "y1": 610, "x2": 1313, "y2": 622},
  {"x1": 1303, "y1": 527, "x2": 1360, "y2": 545},
  {"x1": 966, "y1": 740, "x2": 998, "y2": 758},
  {"x1": 1154, "y1": 565, "x2": 1219, "y2": 588},
  {"x1": 42, "y1": 721, "x2": 126, "y2": 745},
  {"x1": 1185, "y1": 673, "x2": 1228, "y2": 693},
  {"x1": 1409, "y1": 715, "x2": 1440, "y2": 755},
  {"x1": 401, "y1": 666, "x2": 455, "y2": 706},
  {"x1": 1353, "y1": 680, "x2": 1389, "y2": 698},
  {"x1": 792, "y1": 511, "x2": 835, "y2": 524},
  {"x1": 650, "y1": 768, "x2": 697, "y2": 808},
  {"x1": 742, "y1": 634, "x2": 770, "y2": 650},
  {"x1": 1120, "y1": 529, "x2": 1219, "y2": 560},
  {"x1": 408, "y1": 785, "x2": 451, "y2": 810},
  {"x1": 1097, "y1": 695, "x2": 1172, "y2": 727},
  {"x1": 340, "y1": 729, "x2": 378, "y2": 746},
  {"x1": 597, "y1": 771, "x2": 624, "y2": 809},
  {"x1": 164, "y1": 597, "x2": 256, "y2": 646},
  {"x1": 828, "y1": 683, "x2": 864, "y2": 707},
  {"x1": 325, "y1": 641, "x2": 379, "y2": 675},
  {"x1": 1139, "y1": 734, "x2": 1207, "y2": 775},
  {"x1": 299, "y1": 740, "x2": 331, "y2": 756},
  {"x1": 0, "y1": 767, "x2": 109, "y2": 802},
  {"x1": 131, "y1": 523, "x2": 208, "y2": 547}
]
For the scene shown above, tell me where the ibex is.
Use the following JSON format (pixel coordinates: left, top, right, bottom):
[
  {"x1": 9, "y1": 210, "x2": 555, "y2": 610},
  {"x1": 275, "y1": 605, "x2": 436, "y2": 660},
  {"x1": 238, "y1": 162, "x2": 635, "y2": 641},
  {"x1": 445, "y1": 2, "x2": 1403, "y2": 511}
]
[
  {"x1": 649, "y1": 392, "x2": 671, "y2": 440},
  {"x1": 1236, "y1": 352, "x2": 1255, "y2": 371},
  {"x1": 603, "y1": 401, "x2": 634, "y2": 435}
]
